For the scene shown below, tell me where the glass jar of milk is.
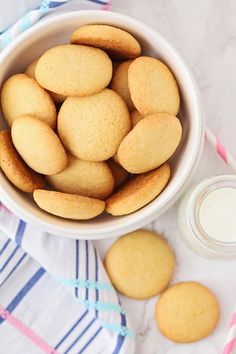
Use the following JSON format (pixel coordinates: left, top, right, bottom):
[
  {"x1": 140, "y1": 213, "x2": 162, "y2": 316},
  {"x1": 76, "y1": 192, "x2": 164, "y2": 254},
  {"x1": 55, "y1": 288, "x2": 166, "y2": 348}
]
[{"x1": 178, "y1": 174, "x2": 236, "y2": 259}]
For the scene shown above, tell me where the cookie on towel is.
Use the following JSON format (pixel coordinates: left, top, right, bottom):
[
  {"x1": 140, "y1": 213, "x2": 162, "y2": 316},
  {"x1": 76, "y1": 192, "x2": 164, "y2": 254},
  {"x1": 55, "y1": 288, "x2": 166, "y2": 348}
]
[
  {"x1": 47, "y1": 155, "x2": 114, "y2": 199},
  {"x1": 33, "y1": 189, "x2": 105, "y2": 220},
  {"x1": 70, "y1": 25, "x2": 141, "y2": 59},
  {"x1": 35, "y1": 44, "x2": 112, "y2": 96},
  {"x1": 130, "y1": 109, "x2": 143, "y2": 128},
  {"x1": 110, "y1": 60, "x2": 134, "y2": 111},
  {"x1": 0, "y1": 130, "x2": 45, "y2": 192},
  {"x1": 25, "y1": 59, "x2": 67, "y2": 104},
  {"x1": 11, "y1": 115, "x2": 67, "y2": 175},
  {"x1": 1, "y1": 73, "x2": 56, "y2": 129},
  {"x1": 117, "y1": 113, "x2": 182, "y2": 173},
  {"x1": 128, "y1": 56, "x2": 180, "y2": 116},
  {"x1": 106, "y1": 163, "x2": 170, "y2": 215},
  {"x1": 104, "y1": 229, "x2": 175, "y2": 299},
  {"x1": 58, "y1": 89, "x2": 131, "y2": 161},
  {"x1": 107, "y1": 160, "x2": 129, "y2": 187},
  {"x1": 156, "y1": 282, "x2": 219, "y2": 343}
]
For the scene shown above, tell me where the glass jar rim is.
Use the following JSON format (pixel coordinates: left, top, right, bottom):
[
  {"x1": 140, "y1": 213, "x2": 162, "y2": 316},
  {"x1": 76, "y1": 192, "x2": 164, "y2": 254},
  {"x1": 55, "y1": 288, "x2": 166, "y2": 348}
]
[{"x1": 187, "y1": 174, "x2": 236, "y2": 254}]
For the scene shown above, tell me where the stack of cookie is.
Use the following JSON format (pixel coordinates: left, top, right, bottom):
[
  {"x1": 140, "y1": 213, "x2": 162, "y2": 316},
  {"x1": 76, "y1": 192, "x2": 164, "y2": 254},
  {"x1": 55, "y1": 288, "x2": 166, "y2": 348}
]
[{"x1": 0, "y1": 24, "x2": 182, "y2": 220}]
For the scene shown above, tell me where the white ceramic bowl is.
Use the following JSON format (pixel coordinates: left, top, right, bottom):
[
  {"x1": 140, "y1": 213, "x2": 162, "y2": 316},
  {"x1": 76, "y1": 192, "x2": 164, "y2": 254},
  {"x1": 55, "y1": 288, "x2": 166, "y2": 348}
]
[{"x1": 0, "y1": 10, "x2": 205, "y2": 240}]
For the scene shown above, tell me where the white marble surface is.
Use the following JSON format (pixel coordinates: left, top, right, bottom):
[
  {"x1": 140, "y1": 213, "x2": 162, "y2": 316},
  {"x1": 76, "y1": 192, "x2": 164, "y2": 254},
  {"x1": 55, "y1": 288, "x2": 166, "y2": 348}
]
[{"x1": 95, "y1": 1, "x2": 236, "y2": 353}]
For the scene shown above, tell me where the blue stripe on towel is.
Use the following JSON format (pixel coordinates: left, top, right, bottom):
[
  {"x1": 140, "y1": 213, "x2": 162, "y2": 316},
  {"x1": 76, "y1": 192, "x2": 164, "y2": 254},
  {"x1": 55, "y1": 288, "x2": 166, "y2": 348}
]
[
  {"x1": 1, "y1": 31, "x2": 11, "y2": 49},
  {"x1": 20, "y1": 14, "x2": 31, "y2": 32},
  {"x1": 88, "y1": 0, "x2": 108, "y2": 5},
  {"x1": 64, "y1": 318, "x2": 96, "y2": 354},
  {"x1": 48, "y1": 1, "x2": 69, "y2": 8},
  {"x1": 15, "y1": 220, "x2": 26, "y2": 246},
  {"x1": 75, "y1": 240, "x2": 79, "y2": 298},
  {"x1": 78, "y1": 326, "x2": 103, "y2": 353},
  {"x1": 0, "y1": 239, "x2": 11, "y2": 256},
  {"x1": 55, "y1": 310, "x2": 88, "y2": 349},
  {"x1": 0, "y1": 267, "x2": 45, "y2": 323},
  {"x1": 0, "y1": 246, "x2": 19, "y2": 273},
  {"x1": 56, "y1": 277, "x2": 114, "y2": 291},
  {"x1": 113, "y1": 312, "x2": 126, "y2": 354},
  {"x1": 0, "y1": 253, "x2": 27, "y2": 287},
  {"x1": 79, "y1": 299, "x2": 124, "y2": 313},
  {"x1": 94, "y1": 247, "x2": 99, "y2": 318}
]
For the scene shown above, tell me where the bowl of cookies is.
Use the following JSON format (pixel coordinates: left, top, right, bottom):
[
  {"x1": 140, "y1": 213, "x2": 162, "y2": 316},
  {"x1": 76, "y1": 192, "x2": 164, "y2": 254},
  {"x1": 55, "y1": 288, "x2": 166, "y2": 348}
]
[{"x1": 0, "y1": 11, "x2": 204, "y2": 239}]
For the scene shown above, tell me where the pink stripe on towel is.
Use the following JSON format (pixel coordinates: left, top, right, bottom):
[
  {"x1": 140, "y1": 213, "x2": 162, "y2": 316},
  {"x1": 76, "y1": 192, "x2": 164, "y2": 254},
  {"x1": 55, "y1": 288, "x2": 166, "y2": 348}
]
[
  {"x1": 0, "y1": 203, "x2": 10, "y2": 213},
  {"x1": 101, "y1": 1, "x2": 112, "y2": 10},
  {"x1": 0, "y1": 306, "x2": 59, "y2": 354}
]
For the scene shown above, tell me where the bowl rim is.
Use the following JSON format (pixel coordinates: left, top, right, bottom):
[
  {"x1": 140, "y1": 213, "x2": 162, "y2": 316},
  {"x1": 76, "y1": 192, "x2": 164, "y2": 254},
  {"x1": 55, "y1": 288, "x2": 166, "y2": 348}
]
[{"x1": 0, "y1": 10, "x2": 205, "y2": 239}]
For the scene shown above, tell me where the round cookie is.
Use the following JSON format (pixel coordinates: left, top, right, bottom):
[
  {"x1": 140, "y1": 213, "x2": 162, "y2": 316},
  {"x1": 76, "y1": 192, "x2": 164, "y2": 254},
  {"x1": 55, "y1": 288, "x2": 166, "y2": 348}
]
[
  {"x1": 117, "y1": 113, "x2": 182, "y2": 173},
  {"x1": 58, "y1": 89, "x2": 131, "y2": 161},
  {"x1": 106, "y1": 163, "x2": 170, "y2": 215},
  {"x1": 47, "y1": 155, "x2": 114, "y2": 199},
  {"x1": 24, "y1": 58, "x2": 38, "y2": 79},
  {"x1": 49, "y1": 91, "x2": 67, "y2": 105},
  {"x1": 70, "y1": 25, "x2": 141, "y2": 59},
  {"x1": 112, "y1": 154, "x2": 121, "y2": 165},
  {"x1": 33, "y1": 189, "x2": 105, "y2": 220},
  {"x1": 110, "y1": 60, "x2": 134, "y2": 111},
  {"x1": 35, "y1": 44, "x2": 112, "y2": 96},
  {"x1": 131, "y1": 109, "x2": 143, "y2": 128},
  {"x1": 104, "y1": 229, "x2": 175, "y2": 299},
  {"x1": 1, "y1": 74, "x2": 56, "y2": 129},
  {"x1": 25, "y1": 59, "x2": 67, "y2": 104},
  {"x1": 107, "y1": 160, "x2": 129, "y2": 187},
  {"x1": 156, "y1": 282, "x2": 219, "y2": 343},
  {"x1": 128, "y1": 56, "x2": 180, "y2": 116},
  {"x1": 11, "y1": 115, "x2": 68, "y2": 175},
  {"x1": 0, "y1": 130, "x2": 45, "y2": 192}
]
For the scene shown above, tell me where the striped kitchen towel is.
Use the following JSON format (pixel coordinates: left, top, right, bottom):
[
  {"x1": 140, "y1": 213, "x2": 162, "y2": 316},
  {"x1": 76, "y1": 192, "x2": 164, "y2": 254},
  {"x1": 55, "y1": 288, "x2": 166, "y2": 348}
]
[
  {"x1": 0, "y1": 0, "x2": 112, "y2": 48},
  {"x1": 0, "y1": 1, "x2": 134, "y2": 354}
]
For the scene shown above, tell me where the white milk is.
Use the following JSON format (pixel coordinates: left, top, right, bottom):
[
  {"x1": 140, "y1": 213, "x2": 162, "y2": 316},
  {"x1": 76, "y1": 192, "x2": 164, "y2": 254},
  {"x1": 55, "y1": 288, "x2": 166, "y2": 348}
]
[
  {"x1": 199, "y1": 187, "x2": 236, "y2": 243},
  {"x1": 177, "y1": 175, "x2": 236, "y2": 259}
]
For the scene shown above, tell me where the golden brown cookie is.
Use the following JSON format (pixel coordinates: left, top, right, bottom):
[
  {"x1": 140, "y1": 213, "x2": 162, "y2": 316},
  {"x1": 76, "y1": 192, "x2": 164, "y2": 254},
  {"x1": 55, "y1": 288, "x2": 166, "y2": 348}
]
[
  {"x1": 104, "y1": 229, "x2": 175, "y2": 299},
  {"x1": 106, "y1": 163, "x2": 170, "y2": 215},
  {"x1": 35, "y1": 44, "x2": 112, "y2": 96},
  {"x1": 49, "y1": 91, "x2": 67, "y2": 105},
  {"x1": 33, "y1": 189, "x2": 105, "y2": 220},
  {"x1": 107, "y1": 160, "x2": 129, "y2": 187},
  {"x1": 47, "y1": 155, "x2": 114, "y2": 199},
  {"x1": 130, "y1": 109, "x2": 143, "y2": 128},
  {"x1": 1, "y1": 74, "x2": 56, "y2": 129},
  {"x1": 112, "y1": 154, "x2": 121, "y2": 165},
  {"x1": 118, "y1": 113, "x2": 182, "y2": 173},
  {"x1": 25, "y1": 59, "x2": 67, "y2": 104},
  {"x1": 110, "y1": 60, "x2": 134, "y2": 111},
  {"x1": 70, "y1": 25, "x2": 141, "y2": 59},
  {"x1": 11, "y1": 115, "x2": 68, "y2": 175},
  {"x1": 156, "y1": 282, "x2": 219, "y2": 343},
  {"x1": 0, "y1": 130, "x2": 45, "y2": 192},
  {"x1": 58, "y1": 89, "x2": 131, "y2": 161},
  {"x1": 24, "y1": 58, "x2": 38, "y2": 79},
  {"x1": 128, "y1": 56, "x2": 180, "y2": 116}
]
